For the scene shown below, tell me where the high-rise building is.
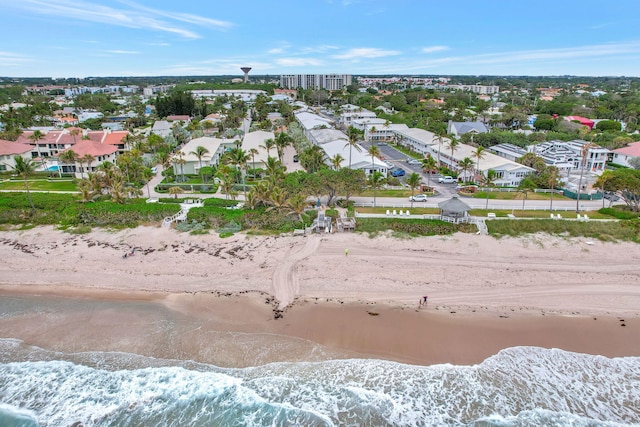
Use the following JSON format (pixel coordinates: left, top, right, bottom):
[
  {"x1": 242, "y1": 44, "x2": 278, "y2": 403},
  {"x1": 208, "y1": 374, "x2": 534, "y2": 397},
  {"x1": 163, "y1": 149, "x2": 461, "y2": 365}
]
[{"x1": 280, "y1": 74, "x2": 352, "y2": 90}]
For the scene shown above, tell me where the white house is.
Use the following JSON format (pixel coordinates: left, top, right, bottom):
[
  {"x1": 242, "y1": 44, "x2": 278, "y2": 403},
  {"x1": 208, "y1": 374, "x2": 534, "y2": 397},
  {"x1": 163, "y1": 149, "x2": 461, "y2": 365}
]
[
  {"x1": 0, "y1": 140, "x2": 34, "y2": 172},
  {"x1": 151, "y1": 120, "x2": 172, "y2": 138},
  {"x1": 173, "y1": 137, "x2": 232, "y2": 175},
  {"x1": 241, "y1": 130, "x2": 275, "y2": 169},
  {"x1": 611, "y1": 141, "x2": 640, "y2": 168},
  {"x1": 320, "y1": 139, "x2": 387, "y2": 175}
]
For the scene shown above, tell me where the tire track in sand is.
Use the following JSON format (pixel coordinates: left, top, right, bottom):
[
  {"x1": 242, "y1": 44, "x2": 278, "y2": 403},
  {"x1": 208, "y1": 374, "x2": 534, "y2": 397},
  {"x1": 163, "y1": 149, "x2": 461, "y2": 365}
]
[{"x1": 272, "y1": 236, "x2": 321, "y2": 308}]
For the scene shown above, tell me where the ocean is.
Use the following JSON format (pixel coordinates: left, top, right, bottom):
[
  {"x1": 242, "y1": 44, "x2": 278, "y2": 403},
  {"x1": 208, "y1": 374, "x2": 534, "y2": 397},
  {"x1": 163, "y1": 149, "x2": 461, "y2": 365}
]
[{"x1": 0, "y1": 338, "x2": 638, "y2": 426}]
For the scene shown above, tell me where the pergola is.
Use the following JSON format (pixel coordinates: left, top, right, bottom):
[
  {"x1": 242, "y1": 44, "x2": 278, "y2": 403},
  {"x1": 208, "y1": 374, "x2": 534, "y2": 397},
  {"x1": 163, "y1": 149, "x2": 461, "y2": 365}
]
[{"x1": 438, "y1": 196, "x2": 472, "y2": 223}]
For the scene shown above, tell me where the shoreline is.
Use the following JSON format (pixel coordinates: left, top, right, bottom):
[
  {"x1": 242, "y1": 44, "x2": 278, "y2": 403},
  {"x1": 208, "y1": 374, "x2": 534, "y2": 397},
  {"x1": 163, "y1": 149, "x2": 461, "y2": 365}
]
[
  {"x1": 0, "y1": 286, "x2": 638, "y2": 368},
  {"x1": 1, "y1": 225, "x2": 639, "y2": 367}
]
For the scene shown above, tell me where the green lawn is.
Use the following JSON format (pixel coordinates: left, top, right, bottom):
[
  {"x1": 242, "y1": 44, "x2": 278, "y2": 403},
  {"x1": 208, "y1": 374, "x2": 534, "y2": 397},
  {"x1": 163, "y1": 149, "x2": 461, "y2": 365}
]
[
  {"x1": 472, "y1": 191, "x2": 571, "y2": 201},
  {"x1": 468, "y1": 209, "x2": 615, "y2": 219},
  {"x1": 487, "y1": 219, "x2": 639, "y2": 242},
  {"x1": 359, "y1": 189, "x2": 413, "y2": 197},
  {"x1": 356, "y1": 206, "x2": 440, "y2": 215},
  {"x1": 0, "y1": 179, "x2": 77, "y2": 192}
]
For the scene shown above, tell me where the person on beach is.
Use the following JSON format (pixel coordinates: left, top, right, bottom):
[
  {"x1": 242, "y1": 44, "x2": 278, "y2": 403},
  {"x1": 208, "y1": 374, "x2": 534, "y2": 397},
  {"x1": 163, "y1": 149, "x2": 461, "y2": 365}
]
[
  {"x1": 345, "y1": 248, "x2": 349, "y2": 256},
  {"x1": 423, "y1": 296, "x2": 428, "y2": 306}
]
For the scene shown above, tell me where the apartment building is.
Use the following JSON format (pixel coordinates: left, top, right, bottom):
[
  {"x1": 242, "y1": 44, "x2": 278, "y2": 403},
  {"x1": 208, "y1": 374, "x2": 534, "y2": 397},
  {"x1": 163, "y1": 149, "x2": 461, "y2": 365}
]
[{"x1": 280, "y1": 74, "x2": 352, "y2": 90}]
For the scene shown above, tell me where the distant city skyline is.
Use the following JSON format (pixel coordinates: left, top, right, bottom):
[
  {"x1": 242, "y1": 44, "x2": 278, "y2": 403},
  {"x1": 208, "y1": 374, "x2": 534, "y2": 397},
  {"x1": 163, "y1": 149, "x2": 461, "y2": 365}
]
[{"x1": 1, "y1": 0, "x2": 639, "y2": 78}]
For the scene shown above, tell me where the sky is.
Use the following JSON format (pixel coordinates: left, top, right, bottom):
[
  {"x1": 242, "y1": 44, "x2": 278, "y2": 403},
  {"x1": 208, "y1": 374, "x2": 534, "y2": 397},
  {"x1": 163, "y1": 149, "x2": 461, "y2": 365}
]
[{"x1": 1, "y1": 0, "x2": 640, "y2": 78}]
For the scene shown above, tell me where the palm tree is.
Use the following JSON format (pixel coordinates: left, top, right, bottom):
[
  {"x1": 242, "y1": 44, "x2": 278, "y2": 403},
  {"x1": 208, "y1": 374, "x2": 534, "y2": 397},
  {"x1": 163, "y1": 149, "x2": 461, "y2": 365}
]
[
  {"x1": 228, "y1": 147, "x2": 249, "y2": 198},
  {"x1": 344, "y1": 126, "x2": 362, "y2": 168},
  {"x1": 260, "y1": 138, "x2": 276, "y2": 157},
  {"x1": 300, "y1": 145, "x2": 326, "y2": 173},
  {"x1": 368, "y1": 125, "x2": 377, "y2": 142},
  {"x1": 576, "y1": 142, "x2": 596, "y2": 212},
  {"x1": 29, "y1": 130, "x2": 45, "y2": 169},
  {"x1": 274, "y1": 131, "x2": 292, "y2": 162},
  {"x1": 287, "y1": 193, "x2": 308, "y2": 222},
  {"x1": 168, "y1": 186, "x2": 184, "y2": 199},
  {"x1": 446, "y1": 137, "x2": 460, "y2": 171},
  {"x1": 422, "y1": 156, "x2": 437, "y2": 190},
  {"x1": 406, "y1": 172, "x2": 422, "y2": 208},
  {"x1": 69, "y1": 127, "x2": 81, "y2": 145},
  {"x1": 248, "y1": 148, "x2": 259, "y2": 171},
  {"x1": 482, "y1": 170, "x2": 497, "y2": 210},
  {"x1": 368, "y1": 171, "x2": 385, "y2": 208},
  {"x1": 472, "y1": 146, "x2": 486, "y2": 183},
  {"x1": 517, "y1": 178, "x2": 537, "y2": 211},
  {"x1": 190, "y1": 145, "x2": 209, "y2": 182},
  {"x1": 264, "y1": 156, "x2": 285, "y2": 186},
  {"x1": 436, "y1": 133, "x2": 445, "y2": 167},
  {"x1": 12, "y1": 156, "x2": 36, "y2": 210},
  {"x1": 171, "y1": 152, "x2": 186, "y2": 183},
  {"x1": 548, "y1": 167, "x2": 558, "y2": 211},
  {"x1": 458, "y1": 157, "x2": 475, "y2": 183},
  {"x1": 330, "y1": 153, "x2": 345, "y2": 170},
  {"x1": 595, "y1": 170, "x2": 614, "y2": 208},
  {"x1": 368, "y1": 144, "x2": 381, "y2": 205},
  {"x1": 59, "y1": 150, "x2": 78, "y2": 177},
  {"x1": 80, "y1": 154, "x2": 95, "y2": 177},
  {"x1": 77, "y1": 178, "x2": 96, "y2": 203}
]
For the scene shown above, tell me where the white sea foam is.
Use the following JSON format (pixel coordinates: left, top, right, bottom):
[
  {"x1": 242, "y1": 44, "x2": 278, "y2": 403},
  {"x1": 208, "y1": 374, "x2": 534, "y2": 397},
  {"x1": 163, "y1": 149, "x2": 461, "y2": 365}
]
[{"x1": 0, "y1": 340, "x2": 638, "y2": 426}]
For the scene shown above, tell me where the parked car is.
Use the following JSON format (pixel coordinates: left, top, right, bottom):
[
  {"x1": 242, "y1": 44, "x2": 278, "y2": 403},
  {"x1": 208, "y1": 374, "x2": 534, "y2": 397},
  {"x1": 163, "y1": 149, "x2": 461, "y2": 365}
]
[
  {"x1": 438, "y1": 176, "x2": 456, "y2": 184},
  {"x1": 407, "y1": 159, "x2": 423, "y2": 165},
  {"x1": 409, "y1": 194, "x2": 428, "y2": 202},
  {"x1": 390, "y1": 167, "x2": 406, "y2": 177},
  {"x1": 150, "y1": 167, "x2": 157, "y2": 174},
  {"x1": 293, "y1": 154, "x2": 299, "y2": 162}
]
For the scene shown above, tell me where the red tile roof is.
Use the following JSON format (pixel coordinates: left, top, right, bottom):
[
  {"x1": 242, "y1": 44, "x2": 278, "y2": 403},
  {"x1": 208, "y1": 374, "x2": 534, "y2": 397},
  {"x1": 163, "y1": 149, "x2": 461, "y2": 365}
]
[
  {"x1": 103, "y1": 131, "x2": 129, "y2": 146},
  {"x1": 613, "y1": 141, "x2": 640, "y2": 157},
  {"x1": 65, "y1": 140, "x2": 118, "y2": 157},
  {"x1": 166, "y1": 115, "x2": 190, "y2": 121},
  {"x1": 0, "y1": 140, "x2": 33, "y2": 156},
  {"x1": 86, "y1": 131, "x2": 105, "y2": 143}
]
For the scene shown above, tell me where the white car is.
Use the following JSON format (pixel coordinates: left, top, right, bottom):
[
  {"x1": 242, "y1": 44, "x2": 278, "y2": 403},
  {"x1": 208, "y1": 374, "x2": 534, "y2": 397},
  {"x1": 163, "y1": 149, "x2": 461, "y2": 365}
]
[
  {"x1": 407, "y1": 159, "x2": 423, "y2": 165},
  {"x1": 409, "y1": 194, "x2": 428, "y2": 202},
  {"x1": 438, "y1": 176, "x2": 456, "y2": 184}
]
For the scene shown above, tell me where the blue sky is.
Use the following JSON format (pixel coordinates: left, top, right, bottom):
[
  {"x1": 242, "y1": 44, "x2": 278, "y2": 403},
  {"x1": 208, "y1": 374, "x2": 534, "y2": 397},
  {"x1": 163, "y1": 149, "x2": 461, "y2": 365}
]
[{"x1": 1, "y1": 0, "x2": 639, "y2": 78}]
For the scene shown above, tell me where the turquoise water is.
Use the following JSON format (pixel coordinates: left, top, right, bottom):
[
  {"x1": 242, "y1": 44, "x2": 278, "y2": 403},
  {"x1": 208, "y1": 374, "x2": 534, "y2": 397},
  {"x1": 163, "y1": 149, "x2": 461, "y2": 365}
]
[{"x1": 0, "y1": 339, "x2": 638, "y2": 426}]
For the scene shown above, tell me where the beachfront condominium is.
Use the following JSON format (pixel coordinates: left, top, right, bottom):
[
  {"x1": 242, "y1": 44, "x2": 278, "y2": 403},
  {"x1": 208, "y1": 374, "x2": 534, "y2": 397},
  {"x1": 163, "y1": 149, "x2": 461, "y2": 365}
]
[{"x1": 280, "y1": 74, "x2": 352, "y2": 91}]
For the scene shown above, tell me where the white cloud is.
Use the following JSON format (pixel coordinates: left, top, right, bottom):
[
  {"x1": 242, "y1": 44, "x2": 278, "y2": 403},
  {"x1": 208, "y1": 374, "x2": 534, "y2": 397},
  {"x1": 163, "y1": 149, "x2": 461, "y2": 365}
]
[
  {"x1": 0, "y1": 52, "x2": 33, "y2": 66},
  {"x1": 421, "y1": 45, "x2": 449, "y2": 54},
  {"x1": 333, "y1": 47, "x2": 401, "y2": 60},
  {"x1": 5, "y1": 0, "x2": 233, "y2": 39},
  {"x1": 300, "y1": 45, "x2": 339, "y2": 54},
  {"x1": 107, "y1": 50, "x2": 141, "y2": 55},
  {"x1": 276, "y1": 58, "x2": 324, "y2": 67}
]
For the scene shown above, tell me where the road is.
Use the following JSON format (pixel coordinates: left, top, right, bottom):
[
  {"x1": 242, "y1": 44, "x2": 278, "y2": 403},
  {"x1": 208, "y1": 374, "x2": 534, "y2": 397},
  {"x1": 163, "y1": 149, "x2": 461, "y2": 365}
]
[{"x1": 357, "y1": 141, "x2": 614, "y2": 212}]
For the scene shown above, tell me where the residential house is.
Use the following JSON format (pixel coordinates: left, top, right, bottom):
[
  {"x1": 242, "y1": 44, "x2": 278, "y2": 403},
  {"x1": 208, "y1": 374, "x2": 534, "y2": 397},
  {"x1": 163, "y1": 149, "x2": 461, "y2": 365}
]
[
  {"x1": 241, "y1": 130, "x2": 275, "y2": 169},
  {"x1": 611, "y1": 141, "x2": 640, "y2": 168},
  {"x1": 151, "y1": 120, "x2": 172, "y2": 138},
  {"x1": 447, "y1": 121, "x2": 489, "y2": 139},
  {"x1": 428, "y1": 141, "x2": 535, "y2": 186},
  {"x1": 532, "y1": 140, "x2": 608, "y2": 172},
  {"x1": 173, "y1": 136, "x2": 232, "y2": 175},
  {"x1": 61, "y1": 140, "x2": 118, "y2": 178},
  {"x1": 166, "y1": 115, "x2": 191, "y2": 125},
  {"x1": 0, "y1": 140, "x2": 34, "y2": 172},
  {"x1": 320, "y1": 139, "x2": 388, "y2": 175}
]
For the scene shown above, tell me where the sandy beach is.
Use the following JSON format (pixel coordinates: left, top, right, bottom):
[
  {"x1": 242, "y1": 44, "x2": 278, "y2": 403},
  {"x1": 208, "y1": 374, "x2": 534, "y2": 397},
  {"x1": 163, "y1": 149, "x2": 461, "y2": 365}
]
[{"x1": 0, "y1": 226, "x2": 639, "y2": 368}]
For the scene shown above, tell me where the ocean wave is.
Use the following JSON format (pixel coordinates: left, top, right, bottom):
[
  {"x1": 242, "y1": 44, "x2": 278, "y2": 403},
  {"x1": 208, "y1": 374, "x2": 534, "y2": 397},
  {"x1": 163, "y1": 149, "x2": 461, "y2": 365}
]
[{"x1": 0, "y1": 340, "x2": 638, "y2": 426}]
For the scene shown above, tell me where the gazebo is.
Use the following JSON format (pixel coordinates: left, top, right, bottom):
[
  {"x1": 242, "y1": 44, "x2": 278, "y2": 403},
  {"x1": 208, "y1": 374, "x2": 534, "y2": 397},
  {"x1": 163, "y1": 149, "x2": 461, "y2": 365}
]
[{"x1": 438, "y1": 196, "x2": 471, "y2": 223}]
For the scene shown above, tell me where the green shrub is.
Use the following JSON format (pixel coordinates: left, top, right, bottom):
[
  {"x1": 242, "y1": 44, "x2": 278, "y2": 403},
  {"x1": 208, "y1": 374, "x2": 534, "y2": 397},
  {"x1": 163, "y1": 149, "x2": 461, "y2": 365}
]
[
  {"x1": 599, "y1": 207, "x2": 639, "y2": 220},
  {"x1": 356, "y1": 218, "x2": 461, "y2": 236}
]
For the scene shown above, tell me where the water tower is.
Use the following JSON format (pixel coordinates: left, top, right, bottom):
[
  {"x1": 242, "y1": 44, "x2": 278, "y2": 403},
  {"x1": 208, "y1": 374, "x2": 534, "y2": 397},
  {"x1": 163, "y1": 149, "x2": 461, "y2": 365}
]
[{"x1": 240, "y1": 67, "x2": 252, "y2": 83}]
